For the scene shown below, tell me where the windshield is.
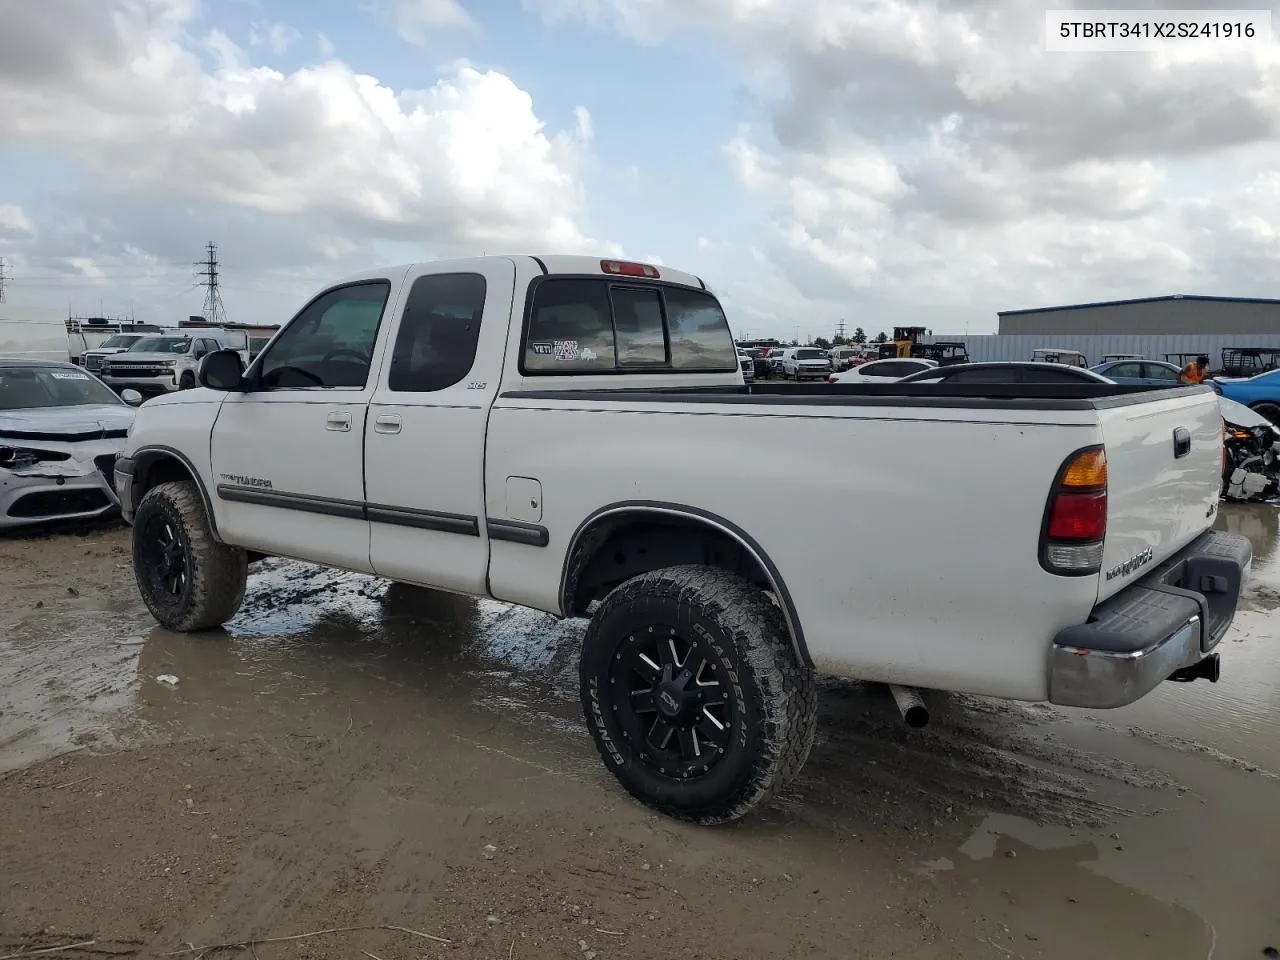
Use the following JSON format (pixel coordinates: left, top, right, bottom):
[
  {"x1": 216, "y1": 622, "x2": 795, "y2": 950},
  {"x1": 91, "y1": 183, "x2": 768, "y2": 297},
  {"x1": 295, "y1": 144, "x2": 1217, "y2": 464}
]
[
  {"x1": 794, "y1": 348, "x2": 825, "y2": 360},
  {"x1": 100, "y1": 334, "x2": 143, "y2": 349},
  {"x1": 0, "y1": 365, "x2": 122, "y2": 410},
  {"x1": 130, "y1": 336, "x2": 191, "y2": 354}
]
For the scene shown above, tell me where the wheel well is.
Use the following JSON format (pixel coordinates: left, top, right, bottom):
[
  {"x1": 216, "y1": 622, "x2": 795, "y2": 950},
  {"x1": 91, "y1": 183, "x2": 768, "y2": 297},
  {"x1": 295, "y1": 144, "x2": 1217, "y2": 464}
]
[
  {"x1": 136, "y1": 454, "x2": 194, "y2": 499},
  {"x1": 562, "y1": 512, "x2": 809, "y2": 665},
  {"x1": 133, "y1": 451, "x2": 223, "y2": 542}
]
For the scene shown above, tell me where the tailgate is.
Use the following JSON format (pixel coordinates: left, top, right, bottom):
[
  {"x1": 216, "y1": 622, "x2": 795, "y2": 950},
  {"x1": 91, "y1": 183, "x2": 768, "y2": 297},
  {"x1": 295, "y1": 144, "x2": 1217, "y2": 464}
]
[{"x1": 1095, "y1": 387, "x2": 1222, "y2": 601}]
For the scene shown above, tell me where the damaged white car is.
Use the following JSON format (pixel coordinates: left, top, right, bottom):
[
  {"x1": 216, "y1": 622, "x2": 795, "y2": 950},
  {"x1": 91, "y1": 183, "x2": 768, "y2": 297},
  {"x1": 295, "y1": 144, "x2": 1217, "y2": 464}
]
[{"x1": 0, "y1": 359, "x2": 142, "y2": 531}]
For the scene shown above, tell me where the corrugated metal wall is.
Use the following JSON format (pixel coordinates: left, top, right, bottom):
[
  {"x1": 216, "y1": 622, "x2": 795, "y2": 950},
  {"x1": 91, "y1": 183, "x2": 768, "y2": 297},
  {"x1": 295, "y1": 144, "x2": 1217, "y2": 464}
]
[
  {"x1": 996, "y1": 299, "x2": 1280, "y2": 336},
  {"x1": 919, "y1": 333, "x2": 1280, "y2": 365}
]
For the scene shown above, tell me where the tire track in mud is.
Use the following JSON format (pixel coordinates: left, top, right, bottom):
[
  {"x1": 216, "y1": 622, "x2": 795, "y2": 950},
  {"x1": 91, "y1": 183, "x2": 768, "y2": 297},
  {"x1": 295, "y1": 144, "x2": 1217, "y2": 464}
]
[{"x1": 780, "y1": 682, "x2": 1184, "y2": 831}]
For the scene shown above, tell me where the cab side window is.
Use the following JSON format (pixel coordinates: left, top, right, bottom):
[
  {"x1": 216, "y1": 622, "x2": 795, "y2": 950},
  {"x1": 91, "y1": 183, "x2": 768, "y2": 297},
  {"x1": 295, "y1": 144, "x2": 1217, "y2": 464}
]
[
  {"x1": 522, "y1": 278, "x2": 737, "y2": 373},
  {"x1": 257, "y1": 281, "x2": 391, "y2": 389},
  {"x1": 387, "y1": 273, "x2": 487, "y2": 392}
]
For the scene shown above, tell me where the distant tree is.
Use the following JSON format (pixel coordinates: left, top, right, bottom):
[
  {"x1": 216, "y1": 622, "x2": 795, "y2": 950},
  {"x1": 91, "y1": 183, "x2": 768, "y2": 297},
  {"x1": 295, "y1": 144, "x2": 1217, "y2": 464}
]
[
  {"x1": 832, "y1": 334, "x2": 847, "y2": 346},
  {"x1": 872, "y1": 331, "x2": 888, "y2": 343},
  {"x1": 812, "y1": 336, "x2": 831, "y2": 349},
  {"x1": 853, "y1": 327, "x2": 867, "y2": 344}
]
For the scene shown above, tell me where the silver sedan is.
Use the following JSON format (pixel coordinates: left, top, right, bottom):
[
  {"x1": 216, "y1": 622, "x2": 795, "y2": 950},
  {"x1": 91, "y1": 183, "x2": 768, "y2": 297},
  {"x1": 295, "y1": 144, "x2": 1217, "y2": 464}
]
[{"x1": 0, "y1": 359, "x2": 143, "y2": 531}]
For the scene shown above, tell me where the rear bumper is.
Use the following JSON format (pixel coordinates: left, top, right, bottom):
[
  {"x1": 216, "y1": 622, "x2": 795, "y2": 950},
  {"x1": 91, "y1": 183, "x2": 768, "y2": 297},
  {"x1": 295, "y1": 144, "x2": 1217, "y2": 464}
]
[{"x1": 1048, "y1": 530, "x2": 1252, "y2": 709}]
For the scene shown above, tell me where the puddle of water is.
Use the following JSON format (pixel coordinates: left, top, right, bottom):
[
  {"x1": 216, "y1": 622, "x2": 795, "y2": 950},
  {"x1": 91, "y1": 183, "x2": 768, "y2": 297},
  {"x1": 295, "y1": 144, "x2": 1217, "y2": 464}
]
[
  {"x1": 927, "y1": 812, "x2": 1217, "y2": 960},
  {"x1": 0, "y1": 602, "x2": 153, "y2": 774}
]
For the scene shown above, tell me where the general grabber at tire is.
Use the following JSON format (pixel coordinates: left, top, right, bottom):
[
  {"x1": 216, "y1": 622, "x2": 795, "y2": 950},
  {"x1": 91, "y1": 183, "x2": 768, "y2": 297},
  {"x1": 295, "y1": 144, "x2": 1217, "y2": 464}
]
[
  {"x1": 131, "y1": 480, "x2": 248, "y2": 632},
  {"x1": 579, "y1": 565, "x2": 818, "y2": 824}
]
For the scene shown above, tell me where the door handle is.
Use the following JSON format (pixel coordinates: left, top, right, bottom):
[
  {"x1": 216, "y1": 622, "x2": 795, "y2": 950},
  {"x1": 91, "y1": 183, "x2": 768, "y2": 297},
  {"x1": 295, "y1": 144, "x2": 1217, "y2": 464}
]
[
  {"x1": 326, "y1": 411, "x2": 352, "y2": 432},
  {"x1": 1173, "y1": 426, "x2": 1191, "y2": 458},
  {"x1": 374, "y1": 414, "x2": 402, "y2": 435}
]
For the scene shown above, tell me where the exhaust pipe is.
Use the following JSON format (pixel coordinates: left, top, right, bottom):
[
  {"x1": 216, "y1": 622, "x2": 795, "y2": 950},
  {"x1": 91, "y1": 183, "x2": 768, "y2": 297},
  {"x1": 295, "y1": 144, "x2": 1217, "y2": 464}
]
[
  {"x1": 889, "y1": 684, "x2": 929, "y2": 728},
  {"x1": 1168, "y1": 653, "x2": 1221, "y2": 684}
]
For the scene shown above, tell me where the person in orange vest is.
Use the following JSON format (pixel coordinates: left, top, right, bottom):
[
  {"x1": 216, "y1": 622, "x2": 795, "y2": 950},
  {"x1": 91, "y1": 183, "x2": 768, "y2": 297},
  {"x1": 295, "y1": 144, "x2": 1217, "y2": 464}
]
[{"x1": 1179, "y1": 355, "x2": 1210, "y2": 385}]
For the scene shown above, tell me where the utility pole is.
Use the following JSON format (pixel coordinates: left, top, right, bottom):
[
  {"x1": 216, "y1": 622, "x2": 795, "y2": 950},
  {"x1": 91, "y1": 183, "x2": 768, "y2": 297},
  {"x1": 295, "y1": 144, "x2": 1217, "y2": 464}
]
[
  {"x1": 0, "y1": 257, "x2": 9, "y2": 304},
  {"x1": 194, "y1": 241, "x2": 227, "y2": 325}
]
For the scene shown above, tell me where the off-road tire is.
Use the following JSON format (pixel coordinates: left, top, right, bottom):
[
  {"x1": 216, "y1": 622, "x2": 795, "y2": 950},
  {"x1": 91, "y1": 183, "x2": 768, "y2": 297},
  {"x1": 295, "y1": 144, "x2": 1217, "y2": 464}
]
[
  {"x1": 178, "y1": 372, "x2": 196, "y2": 390},
  {"x1": 132, "y1": 480, "x2": 247, "y2": 631},
  {"x1": 580, "y1": 565, "x2": 817, "y2": 824}
]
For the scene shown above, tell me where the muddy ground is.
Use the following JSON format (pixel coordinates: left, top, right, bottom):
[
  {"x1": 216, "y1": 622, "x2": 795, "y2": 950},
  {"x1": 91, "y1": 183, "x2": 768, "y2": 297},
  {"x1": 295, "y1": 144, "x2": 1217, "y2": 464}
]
[{"x1": 1, "y1": 508, "x2": 1278, "y2": 960}]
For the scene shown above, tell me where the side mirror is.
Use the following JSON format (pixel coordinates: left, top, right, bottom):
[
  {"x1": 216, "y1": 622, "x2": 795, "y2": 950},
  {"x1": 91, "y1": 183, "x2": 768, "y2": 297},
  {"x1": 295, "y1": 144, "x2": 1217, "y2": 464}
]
[
  {"x1": 120, "y1": 388, "x2": 144, "y2": 407},
  {"x1": 197, "y1": 349, "x2": 246, "y2": 392}
]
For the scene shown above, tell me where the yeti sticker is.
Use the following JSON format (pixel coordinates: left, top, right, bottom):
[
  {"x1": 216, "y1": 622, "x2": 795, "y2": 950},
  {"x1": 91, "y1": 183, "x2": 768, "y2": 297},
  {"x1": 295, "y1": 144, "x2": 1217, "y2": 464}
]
[
  {"x1": 554, "y1": 340, "x2": 580, "y2": 361},
  {"x1": 530, "y1": 341, "x2": 553, "y2": 356}
]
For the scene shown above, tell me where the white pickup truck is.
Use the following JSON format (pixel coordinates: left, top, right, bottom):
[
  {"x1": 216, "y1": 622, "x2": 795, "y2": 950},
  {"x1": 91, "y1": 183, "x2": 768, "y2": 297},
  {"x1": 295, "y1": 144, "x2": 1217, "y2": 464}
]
[
  {"x1": 115, "y1": 255, "x2": 1251, "y2": 824},
  {"x1": 99, "y1": 330, "x2": 250, "y2": 395}
]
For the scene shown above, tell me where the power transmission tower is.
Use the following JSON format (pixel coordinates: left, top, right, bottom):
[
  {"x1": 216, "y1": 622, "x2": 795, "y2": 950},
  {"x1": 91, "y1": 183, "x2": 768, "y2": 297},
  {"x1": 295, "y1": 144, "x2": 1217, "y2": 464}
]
[
  {"x1": 835, "y1": 319, "x2": 847, "y2": 342},
  {"x1": 0, "y1": 257, "x2": 9, "y2": 303},
  {"x1": 194, "y1": 241, "x2": 227, "y2": 325}
]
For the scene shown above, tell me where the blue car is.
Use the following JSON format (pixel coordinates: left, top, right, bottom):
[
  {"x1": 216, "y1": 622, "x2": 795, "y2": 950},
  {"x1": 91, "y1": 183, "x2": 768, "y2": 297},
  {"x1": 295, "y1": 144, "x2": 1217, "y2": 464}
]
[
  {"x1": 1088, "y1": 359, "x2": 1183, "y2": 386},
  {"x1": 1211, "y1": 367, "x2": 1280, "y2": 423}
]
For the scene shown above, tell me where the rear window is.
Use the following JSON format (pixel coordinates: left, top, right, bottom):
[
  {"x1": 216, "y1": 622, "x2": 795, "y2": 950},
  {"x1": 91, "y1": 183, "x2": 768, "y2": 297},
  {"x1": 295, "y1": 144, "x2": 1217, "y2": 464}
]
[
  {"x1": 522, "y1": 278, "x2": 737, "y2": 374},
  {"x1": 793, "y1": 349, "x2": 825, "y2": 360}
]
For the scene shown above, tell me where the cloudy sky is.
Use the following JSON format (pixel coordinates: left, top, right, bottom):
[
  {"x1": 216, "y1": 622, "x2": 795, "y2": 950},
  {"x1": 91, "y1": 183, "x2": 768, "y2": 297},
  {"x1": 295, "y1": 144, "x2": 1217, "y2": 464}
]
[{"x1": 1, "y1": 0, "x2": 1278, "y2": 339}]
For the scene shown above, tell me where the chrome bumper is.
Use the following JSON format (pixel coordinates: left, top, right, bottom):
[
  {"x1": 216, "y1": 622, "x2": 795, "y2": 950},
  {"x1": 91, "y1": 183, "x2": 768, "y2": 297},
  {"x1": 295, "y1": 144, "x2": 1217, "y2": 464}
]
[{"x1": 1048, "y1": 530, "x2": 1252, "y2": 709}]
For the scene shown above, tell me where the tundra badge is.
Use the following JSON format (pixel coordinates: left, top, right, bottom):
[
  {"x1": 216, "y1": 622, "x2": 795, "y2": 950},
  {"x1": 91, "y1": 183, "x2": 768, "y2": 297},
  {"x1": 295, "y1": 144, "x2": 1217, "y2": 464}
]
[{"x1": 1105, "y1": 546, "x2": 1154, "y2": 581}]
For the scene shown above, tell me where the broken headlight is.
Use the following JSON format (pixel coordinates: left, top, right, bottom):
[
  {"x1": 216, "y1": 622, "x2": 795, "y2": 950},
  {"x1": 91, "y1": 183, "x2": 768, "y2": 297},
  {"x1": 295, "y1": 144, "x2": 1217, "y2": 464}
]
[{"x1": 0, "y1": 446, "x2": 72, "y2": 470}]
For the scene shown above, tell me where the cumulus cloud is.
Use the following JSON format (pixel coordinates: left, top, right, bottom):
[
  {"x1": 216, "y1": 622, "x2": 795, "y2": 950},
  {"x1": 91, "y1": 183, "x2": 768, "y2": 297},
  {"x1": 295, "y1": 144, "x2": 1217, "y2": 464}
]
[
  {"x1": 0, "y1": 205, "x2": 35, "y2": 237},
  {"x1": 0, "y1": 0, "x2": 607, "y2": 320},
  {"x1": 531, "y1": 0, "x2": 1280, "y2": 330}
]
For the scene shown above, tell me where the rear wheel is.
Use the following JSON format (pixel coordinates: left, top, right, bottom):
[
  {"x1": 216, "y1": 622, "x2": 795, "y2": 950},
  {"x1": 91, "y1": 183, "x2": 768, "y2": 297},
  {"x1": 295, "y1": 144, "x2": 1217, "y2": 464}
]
[
  {"x1": 132, "y1": 481, "x2": 247, "y2": 631},
  {"x1": 580, "y1": 565, "x2": 817, "y2": 824}
]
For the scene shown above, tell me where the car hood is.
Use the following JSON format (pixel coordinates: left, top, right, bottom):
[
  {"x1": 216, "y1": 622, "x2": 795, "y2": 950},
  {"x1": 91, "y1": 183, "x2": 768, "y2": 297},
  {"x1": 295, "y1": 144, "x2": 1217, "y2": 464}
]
[
  {"x1": 0, "y1": 404, "x2": 134, "y2": 441},
  {"x1": 1219, "y1": 396, "x2": 1273, "y2": 429}
]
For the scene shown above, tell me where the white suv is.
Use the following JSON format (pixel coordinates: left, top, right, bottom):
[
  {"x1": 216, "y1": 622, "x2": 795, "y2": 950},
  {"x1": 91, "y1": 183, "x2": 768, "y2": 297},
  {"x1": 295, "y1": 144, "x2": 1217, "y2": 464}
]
[{"x1": 781, "y1": 347, "x2": 832, "y2": 380}]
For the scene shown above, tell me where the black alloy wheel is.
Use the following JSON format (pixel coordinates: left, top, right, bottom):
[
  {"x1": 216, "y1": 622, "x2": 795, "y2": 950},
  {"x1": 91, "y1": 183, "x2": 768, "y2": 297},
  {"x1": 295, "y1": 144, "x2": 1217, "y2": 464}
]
[{"x1": 611, "y1": 624, "x2": 734, "y2": 780}]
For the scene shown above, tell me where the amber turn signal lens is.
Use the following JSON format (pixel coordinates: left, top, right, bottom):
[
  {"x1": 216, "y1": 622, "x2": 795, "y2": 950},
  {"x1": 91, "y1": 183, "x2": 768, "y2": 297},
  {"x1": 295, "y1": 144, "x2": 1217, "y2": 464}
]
[{"x1": 1060, "y1": 447, "x2": 1107, "y2": 489}]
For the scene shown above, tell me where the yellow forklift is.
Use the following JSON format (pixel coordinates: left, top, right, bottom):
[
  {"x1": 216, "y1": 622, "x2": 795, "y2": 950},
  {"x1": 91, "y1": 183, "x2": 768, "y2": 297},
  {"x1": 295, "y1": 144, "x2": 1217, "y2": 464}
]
[
  {"x1": 877, "y1": 326, "x2": 928, "y2": 359},
  {"x1": 876, "y1": 327, "x2": 969, "y2": 365}
]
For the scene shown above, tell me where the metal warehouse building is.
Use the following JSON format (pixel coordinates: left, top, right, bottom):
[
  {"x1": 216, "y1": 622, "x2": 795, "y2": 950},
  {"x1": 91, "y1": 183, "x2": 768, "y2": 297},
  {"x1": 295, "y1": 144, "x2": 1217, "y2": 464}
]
[{"x1": 997, "y1": 294, "x2": 1280, "y2": 336}]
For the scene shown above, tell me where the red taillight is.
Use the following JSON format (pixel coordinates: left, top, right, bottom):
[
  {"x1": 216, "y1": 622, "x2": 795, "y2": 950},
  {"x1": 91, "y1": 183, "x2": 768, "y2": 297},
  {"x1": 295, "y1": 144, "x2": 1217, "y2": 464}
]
[
  {"x1": 1046, "y1": 491, "x2": 1107, "y2": 540},
  {"x1": 1040, "y1": 445, "x2": 1107, "y2": 576},
  {"x1": 601, "y1": 260, "x2": 660, "y2": 279},
  {"x1": 828, "y1": 374, "x2": 837, "y2": 384}
]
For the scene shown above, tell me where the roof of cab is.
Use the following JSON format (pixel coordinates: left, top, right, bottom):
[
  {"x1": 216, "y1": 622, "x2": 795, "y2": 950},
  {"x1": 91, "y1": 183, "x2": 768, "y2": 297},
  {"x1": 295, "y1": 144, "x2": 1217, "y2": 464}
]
[{"x1": 334, "y1": 255, "x2": 708, "y2": 293}]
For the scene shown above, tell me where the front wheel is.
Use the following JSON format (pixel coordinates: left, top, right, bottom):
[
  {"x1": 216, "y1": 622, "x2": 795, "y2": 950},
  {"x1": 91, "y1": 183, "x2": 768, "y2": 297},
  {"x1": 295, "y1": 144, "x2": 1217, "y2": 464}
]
[
  {"x1": 580, "y1": 565, "x2": 817, "y2": 824},
  {"x1": 132, "y1": 481, "x2": 248, "y2": 631}
]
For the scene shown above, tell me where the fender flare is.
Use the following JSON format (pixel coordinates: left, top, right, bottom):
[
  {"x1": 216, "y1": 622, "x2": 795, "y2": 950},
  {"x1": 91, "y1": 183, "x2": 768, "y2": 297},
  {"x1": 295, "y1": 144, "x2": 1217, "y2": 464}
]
[
  {"x1": 131, "y1": 444, "x2": 224, "y2": 542},
  {"x1": 560, "y1": 500, "x2": 812, "y2": 668}
]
